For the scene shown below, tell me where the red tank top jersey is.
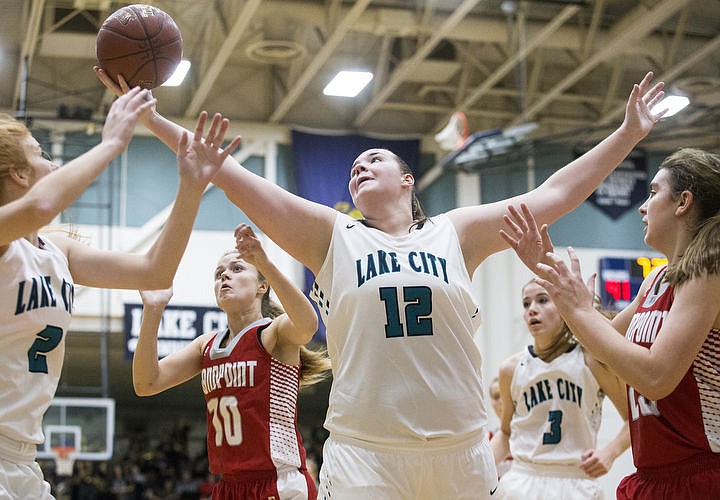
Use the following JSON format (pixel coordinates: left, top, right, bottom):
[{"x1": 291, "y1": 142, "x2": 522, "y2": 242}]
[
  {"x1": 201, "y1": 318, "x2": 308, "y2": 476},
  {"x1": 625, "y1": 266, "x2": 720, "y2": 468}
]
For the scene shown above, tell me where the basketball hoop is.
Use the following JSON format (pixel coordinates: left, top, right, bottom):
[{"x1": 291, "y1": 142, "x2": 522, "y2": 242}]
[
  {"x1": 434, "y1": 111, "x2": 469, "y2": 151},
  {"x1": 51, "y1": 446, "x2": 76, "y2": 476}
]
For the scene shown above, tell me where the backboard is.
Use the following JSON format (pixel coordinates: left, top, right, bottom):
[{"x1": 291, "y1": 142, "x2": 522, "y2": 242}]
[{"x1": 37, "y1": 397, "x2": 115, "y2": 461}]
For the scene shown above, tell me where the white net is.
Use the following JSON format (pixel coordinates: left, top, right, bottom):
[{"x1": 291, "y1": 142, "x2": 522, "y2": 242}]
[{"x1": 52, "y1": 447, "x2": 76, "y2": 476}]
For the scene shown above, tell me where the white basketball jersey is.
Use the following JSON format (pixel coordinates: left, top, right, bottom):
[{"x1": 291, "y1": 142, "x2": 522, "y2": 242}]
[
  {"x1": 0, "y1": 236, "x2": 73, "y2": 444},
  {"x1": 312, "y1": 213, "x2": 486, "y2": 446},
  {"x1": 509, "y1": 345, "x2": 603, "y2": 466}
]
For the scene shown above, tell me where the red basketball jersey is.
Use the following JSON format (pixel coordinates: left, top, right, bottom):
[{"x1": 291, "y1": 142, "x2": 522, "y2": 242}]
[
  {"x1": 201, "y1": 318, "x2": 308, "y2": 475},
  {"x1": 625, "y1": 267, "x2": 720, "y2": 468}
]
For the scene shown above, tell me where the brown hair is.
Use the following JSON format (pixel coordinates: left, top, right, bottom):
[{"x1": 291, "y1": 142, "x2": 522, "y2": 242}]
[
  {"x1": 389, "y1": 151, "x2": 428, "y2": 230},
  {"x1": 660, "y1": 148, "x2": 720, "y2": 285}
]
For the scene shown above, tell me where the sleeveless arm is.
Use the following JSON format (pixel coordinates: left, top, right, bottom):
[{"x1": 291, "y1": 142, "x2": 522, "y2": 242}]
[{"x1": 449, "y1": 72, "x2": 665, "y2": 272}]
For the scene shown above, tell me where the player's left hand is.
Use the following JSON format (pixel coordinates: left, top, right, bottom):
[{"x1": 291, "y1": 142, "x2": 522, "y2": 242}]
[{"x1": 579, "y1": 448, "x2": 612, "y2": 478}]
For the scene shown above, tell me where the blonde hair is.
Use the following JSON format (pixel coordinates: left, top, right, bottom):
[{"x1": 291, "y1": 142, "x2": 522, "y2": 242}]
[
  {"x1": 0, "y1": 113, "x2": 31, "y2": 180},
  {"x1": 222, "y1": 250, "x2": 331, "y2": 387},
  {"x1": 256, "y1": 272, "x2": 331, "y2": 387},
  {"x1": 661, "y1": 149, "x2": 720, "y2": 285}
]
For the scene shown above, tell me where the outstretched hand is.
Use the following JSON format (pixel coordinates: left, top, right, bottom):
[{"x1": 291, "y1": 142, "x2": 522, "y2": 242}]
[
  {"x1": 501, "y1": 203, "x2": 596, "y2": 315},
  {"x1": 500, "y1": 203, "x2": 554, "y2": 274},
  {"x1": 101, "y1": 87, "x2": 156, "y2": 152},
  {"x1": 622, "y1": 71, "x2": 667, "y2": 141},
  {"x1": 94, "y1": 66, "x2": 132, "y2": 97},
  {"x1": 532, "y1": 247, "x2": 597, "y2": 318},
  {"x1": 177, "y1": 112, "x2": 242, "y2": 190},
  {"x1": 234, "y1": 223, "x2": 269, "y2": 270}
]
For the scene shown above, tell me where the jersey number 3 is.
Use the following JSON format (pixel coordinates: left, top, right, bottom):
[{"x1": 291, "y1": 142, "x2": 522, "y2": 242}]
[
  {"x1": 380, "y1": 286, "x2": 433, "y2": 338},
  {"x1": 543, "y1": 410, "x2": 563, "y2": 445},
  {"x1": 27, "y1": 325, "x2": 64, "y2": 373},
  {"x1": 207, "y1": 396, "x2": 243, "y2": 447}
]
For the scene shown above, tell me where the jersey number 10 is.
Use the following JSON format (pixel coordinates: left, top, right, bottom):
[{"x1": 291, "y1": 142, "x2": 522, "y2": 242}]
[{"x1": 207, "y1": 395, "x2": 243, "y2": 446}]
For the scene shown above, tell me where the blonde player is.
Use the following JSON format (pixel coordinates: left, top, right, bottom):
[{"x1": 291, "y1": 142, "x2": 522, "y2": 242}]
[
  {"x1": 133, "y1": 225, "x2": 330, "y2": 499},
  {"x1": 491, "y1": 281, "x2": 629, "y2": 499},
  {"x1": 0, "y1": 100, "x2": 239, "y2": 499}
]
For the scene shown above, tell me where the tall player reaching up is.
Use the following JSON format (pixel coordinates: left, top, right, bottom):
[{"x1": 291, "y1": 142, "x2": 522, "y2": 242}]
[
  {"x1": 97, "y1": 67, "x2": 665, "y2": 499},
  {"x1": 501, "y1": 148, "x2": 720, "y2": 499},
  {"x1": 133, "y1": 224, "x2": 330, "y2": 500},
  {"x1": 0, "y1": 88, "x2": 239, "y2": 499}
]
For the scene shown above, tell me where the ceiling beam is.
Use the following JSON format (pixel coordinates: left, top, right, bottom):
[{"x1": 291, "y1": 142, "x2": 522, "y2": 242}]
[
  {"x1": 353, "y1": 0, "x2": 483, "y2": 128},
  {"x1": 438, "y1": 4, "x2": 580, "y2": 132},
  {"x1": 507, "y1": 0, "x2": 691, "y2": 128},
  {"x1": 183, "y1": 0, "x2": 263, "y2": 118},
  {"x1": 13, "y1": 0, "x2": 46, "y2": 114},
  {"x1": 268, "y1": 0, "x2": 372, "y2": 123},
  {"x1": 598, "y1": 32, "x2": 720, "y2": 126}
]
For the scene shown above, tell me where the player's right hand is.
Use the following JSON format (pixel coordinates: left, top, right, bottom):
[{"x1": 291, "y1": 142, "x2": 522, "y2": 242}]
[{"x1": 102, "y1": 87, "x2": 156, "y2": 151}]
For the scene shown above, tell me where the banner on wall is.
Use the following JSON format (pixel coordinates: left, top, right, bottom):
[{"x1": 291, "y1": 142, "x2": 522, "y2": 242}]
[
  {"x1": 587, "y1": 150, "x2": 648, "y2": 220},
  {"x1": 291, "y1": 130, "x2": 421, "y2": 340},
  {"x1": 123, "y1": 303, "x2": 226, "y2": 360}
]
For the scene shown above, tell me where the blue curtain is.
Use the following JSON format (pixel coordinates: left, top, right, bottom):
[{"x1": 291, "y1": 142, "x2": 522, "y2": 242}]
[{"x1": 291, "y1": 130, "x2": 420, "y2": 340}]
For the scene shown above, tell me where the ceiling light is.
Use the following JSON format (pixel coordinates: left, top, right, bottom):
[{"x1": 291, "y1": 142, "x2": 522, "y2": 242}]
[
  {"x1": 652, "y1": 94, "x2": 690, "y2": 118},
  {"x1": 323, "y1": 71, "x2": 373, "y2": 97},
  {"x1": 162, "y1": 60, "x2": 191, "y2": 87}
]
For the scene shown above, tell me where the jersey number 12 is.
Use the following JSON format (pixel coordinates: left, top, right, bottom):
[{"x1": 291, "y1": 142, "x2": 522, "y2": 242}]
[{"x1": 380, "y1": 286, "x2": 434, "y2": 338}]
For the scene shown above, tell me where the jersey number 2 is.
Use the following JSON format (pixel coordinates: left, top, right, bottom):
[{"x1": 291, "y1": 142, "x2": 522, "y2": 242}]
[
  {"x1": 27, "y1": 325, "x2": 64, "y2": 373},
  {"x1": 207, "y1": 396, "x2": 243, "y2": 447},
  {"x1": 379, "y1": 286, "x2": 433, "y2": 338}
]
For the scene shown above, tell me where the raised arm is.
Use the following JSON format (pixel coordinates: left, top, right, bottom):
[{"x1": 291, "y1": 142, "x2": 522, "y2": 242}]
[
  {"x1": 0, "y1": 88, "x2": 154, "y2": 248},
  {"x1": 537, "y1": 248, "x2": 720, "y2": 400},
  {"x1": 94, "y1": 67, "x2": 336, "y2": 274},
  {"x1": 133, "y1": 287, "x2": 207, "y2": 396},
  {"x1": 450, "y1": 72, "x2": 666, "y2": 271},
  {"x1": 56, "y1": 112, "x2": 241, "y2": 290},
  {"x1": 234, "y1": 224, "x2": 318, "y2": 353}
]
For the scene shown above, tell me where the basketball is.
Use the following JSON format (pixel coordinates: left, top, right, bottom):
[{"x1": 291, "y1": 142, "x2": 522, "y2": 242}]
[{"x1": 96, "y1": 4, "x2": 183, "y2": 89}]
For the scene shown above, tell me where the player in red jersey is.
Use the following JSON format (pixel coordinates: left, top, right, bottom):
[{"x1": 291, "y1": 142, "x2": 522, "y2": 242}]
[
  {"x1": 133, "y1": 224, "x2": 331, "y2": 500},
  {"x1": 501, "y1": 148, "x2": 720, "y2": 499}
]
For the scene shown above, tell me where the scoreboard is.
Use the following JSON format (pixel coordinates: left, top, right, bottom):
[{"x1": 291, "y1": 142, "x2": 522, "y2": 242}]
[{"x1": 599, "y1": 256, "x2": 668, "y2": 311}]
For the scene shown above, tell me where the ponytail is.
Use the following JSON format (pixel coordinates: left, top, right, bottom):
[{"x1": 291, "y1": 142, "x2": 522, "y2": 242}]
[{"x1": 299, "y1": 344, "x2": 332, "y2": 388}]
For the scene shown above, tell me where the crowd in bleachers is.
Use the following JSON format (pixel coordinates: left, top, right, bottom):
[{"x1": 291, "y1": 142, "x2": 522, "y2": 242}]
[{"x1": 39, "y1": 417, "x2": 328, "y2": 500}]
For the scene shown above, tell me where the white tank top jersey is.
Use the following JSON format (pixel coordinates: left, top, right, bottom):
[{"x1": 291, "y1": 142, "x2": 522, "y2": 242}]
[
  {"x1": 509, "y1": 344, "x2": 603, "y2": 466},
  {"x1": 312, "y1": 213, "x2": 487, "y2": 447},
  {"x1": 0, "y1": 236, "x2": 74, "y2": 445}
]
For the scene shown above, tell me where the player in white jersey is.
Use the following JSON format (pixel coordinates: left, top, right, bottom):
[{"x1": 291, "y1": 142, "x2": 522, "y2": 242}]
[
  {"x1": 0, "y1": 101, "x2": 239, "y2": 499},
  {"x1": 491, "y1": 282, "x2": 629, "y2": 499},
  {"x1": 96, "y1": 67, "x2": 665, "y2": 498},
  {"x1": 504, "y1": 149, "x2": 720, "y2": 498}
]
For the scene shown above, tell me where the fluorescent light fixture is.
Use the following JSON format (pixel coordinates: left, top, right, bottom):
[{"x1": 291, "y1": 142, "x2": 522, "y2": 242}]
[
  {"x1": 323, "y1": 70, "x2": 373, "y2": 97},
  {"x1": 162, "y1": 60, "x2": 191, "y2": 87},
  {"x1": 652, "y1": 94, "x2": 690, "y2": 118}
]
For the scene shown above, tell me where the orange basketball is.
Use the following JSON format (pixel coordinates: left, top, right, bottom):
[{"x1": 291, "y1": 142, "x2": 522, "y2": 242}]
[{"x1": 96, "y1": 4, "x2": 183, "y2": 89}]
